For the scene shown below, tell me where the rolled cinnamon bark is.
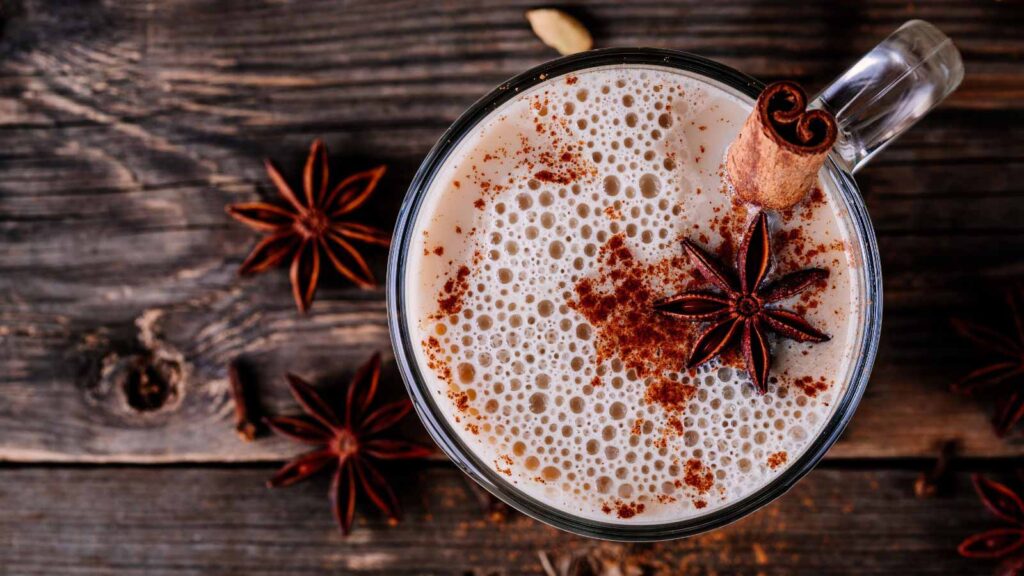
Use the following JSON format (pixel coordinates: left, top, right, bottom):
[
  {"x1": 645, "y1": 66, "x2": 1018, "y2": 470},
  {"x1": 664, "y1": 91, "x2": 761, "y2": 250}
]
[{"x1": 726, "y1": 81, "x2": 837, "y2": 210}]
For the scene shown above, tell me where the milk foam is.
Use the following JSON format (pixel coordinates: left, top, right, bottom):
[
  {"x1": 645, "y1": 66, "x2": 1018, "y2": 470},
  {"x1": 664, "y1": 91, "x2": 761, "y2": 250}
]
[{"x1": 404, "y1": 65, "x2": 861, "y2": 523}]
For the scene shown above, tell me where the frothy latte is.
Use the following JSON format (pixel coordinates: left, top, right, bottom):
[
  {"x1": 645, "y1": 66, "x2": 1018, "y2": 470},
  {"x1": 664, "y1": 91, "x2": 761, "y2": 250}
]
[{"x1": 403, "y1": 65, "x2": 861, "y2": 523}]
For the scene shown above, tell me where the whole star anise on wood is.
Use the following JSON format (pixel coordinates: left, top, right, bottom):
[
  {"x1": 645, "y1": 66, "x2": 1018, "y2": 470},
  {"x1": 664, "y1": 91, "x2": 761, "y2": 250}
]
[
  {"x1": 227, "y1": 139, "x2": 389, "y2": 313},
  {"x1": 265, "y1": 353, "x2": 432, "y2": 535},
  {"x1": 952, "y1": 286, "x2": 1024, "y2": 437},
  {"x1": 654, "y1": 211, "x2": 830, "y2": 394},
  {"x1": 959, "y1": 475, "x2": 1024, "y2": 573}
]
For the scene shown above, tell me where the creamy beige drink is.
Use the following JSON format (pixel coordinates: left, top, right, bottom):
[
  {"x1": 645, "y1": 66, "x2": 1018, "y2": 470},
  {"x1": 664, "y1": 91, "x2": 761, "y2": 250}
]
[{"x1": 403, "y1": 65, "x2": 861, "y2": 522}]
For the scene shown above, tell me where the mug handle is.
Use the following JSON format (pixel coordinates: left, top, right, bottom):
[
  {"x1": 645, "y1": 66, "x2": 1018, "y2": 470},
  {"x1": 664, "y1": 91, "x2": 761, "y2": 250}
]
[{"x1": 812, "y1": 20, "x2": 964, "y2": 174}]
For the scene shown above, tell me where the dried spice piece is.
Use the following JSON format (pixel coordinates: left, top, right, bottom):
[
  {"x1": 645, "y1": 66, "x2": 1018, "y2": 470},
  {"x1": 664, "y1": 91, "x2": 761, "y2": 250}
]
[
  {"x1": 952, "y1": 286, "x2": 1024, "y2": 437},
  {"x1": 654, "y1": 211, "x2": 830, "y2": 394},
  {"x1": 264, "y1": 353, "x2": 432, "y2": 535},
  {"x1": 959, "y1": 475, "x2": 1024, "y2": 568},
  {"x1": 227, "y1": 139, "x2": 389, "y2": 313},
  {"x1": 228, "y1": 359, "x2": 261, "y2": 441},
  {"x1": 726, "y1": 81, "x2": 837, "y2": 210},
  {"x1": 914, "y1": 440, "x2": 956, "y2": 499},
  {"x1": 526, "y1": 9, "x2": 592, "y2": 55}
]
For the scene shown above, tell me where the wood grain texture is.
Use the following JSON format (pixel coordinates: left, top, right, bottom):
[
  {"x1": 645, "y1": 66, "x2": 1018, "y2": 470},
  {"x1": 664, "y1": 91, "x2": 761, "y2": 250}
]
[
  {"x1": 0, "y1": 0, "x2": 1022, "y2": 463},
  {"x1": 0, "y1": 464, "x2": 1004, "y2": 575}
]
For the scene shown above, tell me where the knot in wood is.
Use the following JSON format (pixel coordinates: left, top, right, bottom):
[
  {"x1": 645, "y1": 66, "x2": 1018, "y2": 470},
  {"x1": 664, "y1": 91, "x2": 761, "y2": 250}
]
[{"x1": 121, "y1": 354, "x2": 181, "y2": 413}]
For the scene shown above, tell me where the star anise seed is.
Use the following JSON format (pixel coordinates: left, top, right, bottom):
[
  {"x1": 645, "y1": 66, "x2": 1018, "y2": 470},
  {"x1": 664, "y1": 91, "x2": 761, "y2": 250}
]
[
  {"x1": 264, "y1": 353, "x2": 432, "y2": 535},
  {"x1": 227, "y1": 139, "x2": 390, "y2": 313},
  {"x1": 654, "y1": 211, "x2": 830, "y2": 394},
  {"x1": 952, "y1": 286, "x2": 1024, "y2": 437}
]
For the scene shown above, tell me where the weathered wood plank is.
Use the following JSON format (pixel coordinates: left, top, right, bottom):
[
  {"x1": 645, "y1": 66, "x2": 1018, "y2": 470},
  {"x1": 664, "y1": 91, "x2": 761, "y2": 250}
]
[
  {"x1": 0, "y1": 0, "x2": 1022, "y2": 462},
  {"x1": 0, "y1": 464, "x2": 1000, "y2": 575}
]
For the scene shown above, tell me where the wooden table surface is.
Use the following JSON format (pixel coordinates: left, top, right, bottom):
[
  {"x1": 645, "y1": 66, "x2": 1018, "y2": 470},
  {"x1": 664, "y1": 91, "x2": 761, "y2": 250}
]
[{"x1": 1, "y1": 0, "x2": 1023, "y2": 574}]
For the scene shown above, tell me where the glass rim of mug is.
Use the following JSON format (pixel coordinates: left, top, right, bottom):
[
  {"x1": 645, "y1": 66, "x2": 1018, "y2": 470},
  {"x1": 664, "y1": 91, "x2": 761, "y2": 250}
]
[{"x1": 387, "y1": 47, "x2": 883, "y2": 541}]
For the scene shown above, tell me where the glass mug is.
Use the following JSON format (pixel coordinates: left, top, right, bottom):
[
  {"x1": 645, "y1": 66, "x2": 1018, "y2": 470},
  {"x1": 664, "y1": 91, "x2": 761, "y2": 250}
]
[{"x1": 386, "y1": 20, "x2": 964, "y2": 540}]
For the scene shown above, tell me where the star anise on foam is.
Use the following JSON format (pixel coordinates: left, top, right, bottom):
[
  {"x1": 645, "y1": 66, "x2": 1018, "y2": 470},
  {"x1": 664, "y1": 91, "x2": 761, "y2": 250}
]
[
  {"x1": 265, "y1": 353, "x2": 432, "y2": 535},
  {"x1": 654, "y1": 211, "x2": 830, "y2": 394},
  {"x1": 952, "y1": 286, "x2": 1024, "y2": 437},
  {"x1": 959, "y1": 475, "x2": 1024, "y2": 574},
  {"x1": 227, "y1": 139, "x2": 389, "y2": 313}
]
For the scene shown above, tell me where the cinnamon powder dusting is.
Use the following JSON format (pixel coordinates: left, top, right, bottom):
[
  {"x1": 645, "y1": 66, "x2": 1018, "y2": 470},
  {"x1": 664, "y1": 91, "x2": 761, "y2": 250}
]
[
  {"x1": 602, "y1": 499, "x2": 646, "y2": 519},
  {"x1": 434, "y1": 264, "x2": 472, "y2": 318},
  {"x1": 767, "y1": 451, "x2": 789, "y2": 470},
  {"x1": 793, "y1": 375, "x2": 830, "y2": 398},
  {"x1": 422, "y1": 336, "x2": 452, "y2": 384},
  {"x1": 630, "y1": 418, "x2": 646, "y2": 437},
  {"x1": 683, "y1": 458, "x2": 714, "y2": 493},
  {"x1": 645, "y1": 376, "x2": 696, "y2": 413},
  {"x1": 533, "y1": 169, "x2": 574, "y2": 185},
  {"x1": 451, "y1": 391, "x2": 470, "y2": 413},
  {"x1": 568, "y1": 234, "x2": 699, "y2": 413},
  {"x1": 494, "y1": 455, "x2": 513, "y2": 476}
]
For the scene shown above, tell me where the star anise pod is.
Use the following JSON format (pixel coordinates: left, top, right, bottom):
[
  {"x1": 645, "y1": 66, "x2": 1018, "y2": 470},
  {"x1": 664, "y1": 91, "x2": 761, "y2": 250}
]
[
  {"x1": 264, "y1": 353, "x2": 432, "y2": 535},
  {"x1": 952, "y1": 286, "x2": 1024, "y2": 437},
  {"x1": 654, "y1": 211, "x2": 830, "y2": 394},
  {"x1": 959, "y1": 475, "x2": 1024, "y2": 573},
  {"x1": 227, "y1": 139, "x2": 389, "y2": 313}
]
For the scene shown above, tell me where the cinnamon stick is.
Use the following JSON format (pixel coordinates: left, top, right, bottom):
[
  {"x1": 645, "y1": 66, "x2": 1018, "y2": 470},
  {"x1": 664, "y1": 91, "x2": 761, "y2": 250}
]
[{"x1": 726, "y1": 81, "x2": 837, "y2": 210}]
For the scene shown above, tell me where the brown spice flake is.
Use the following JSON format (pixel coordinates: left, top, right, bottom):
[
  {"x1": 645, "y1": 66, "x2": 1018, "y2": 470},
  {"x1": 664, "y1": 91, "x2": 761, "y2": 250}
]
[
  {"x1": 602, "y1": 499, "x2": 646, "y2": 519},
  {"x1": 767, "y1": 451, "x2": 789, "y2": 470},
  {"x1": 630, "y1": 418, "x2": 645, "y2": 437},
  {"x1": 495, "y1": 454, "x2": 513, "y2": 476},
  {"x1": 451, "y1": 390, "x2": 470, "y2": 413},
  {"x1": 434, "y1": 265, "x2": 472, "y2": 318},
  {"x1": 423, "y1": 336, "x2": 452, "y2": 383},
  {"x1": 683, "y1": 458, "x2": 714, "y2": 493},
  {"x1": 793, "y1": 375, "x2": 829, "y2": 398},
  {"x1": 534, "y1": 169, "x2": 575, "y2": 185}
]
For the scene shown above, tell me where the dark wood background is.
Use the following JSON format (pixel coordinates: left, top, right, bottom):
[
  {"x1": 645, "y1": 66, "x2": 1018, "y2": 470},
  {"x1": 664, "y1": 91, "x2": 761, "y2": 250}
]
[{"x1": 1, "y1": 0, "x2": 1022, "y2": 574}]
